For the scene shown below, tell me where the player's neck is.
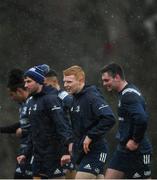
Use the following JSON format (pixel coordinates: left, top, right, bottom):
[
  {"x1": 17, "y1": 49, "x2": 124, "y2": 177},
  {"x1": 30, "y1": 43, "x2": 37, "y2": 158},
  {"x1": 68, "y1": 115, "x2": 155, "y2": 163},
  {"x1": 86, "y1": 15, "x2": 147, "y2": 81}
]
[{"x1": 117, "y1": 80, "x2": 128, "y2": 92}]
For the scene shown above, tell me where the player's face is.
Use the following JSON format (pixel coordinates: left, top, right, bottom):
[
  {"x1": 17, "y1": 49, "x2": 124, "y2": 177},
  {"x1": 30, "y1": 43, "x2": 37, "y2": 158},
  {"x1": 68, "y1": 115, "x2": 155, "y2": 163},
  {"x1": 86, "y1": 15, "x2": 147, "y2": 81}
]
[
  {"x1": 24, "y1": 77, "x2": 39, "y2": 95},
  {"x1": 8, "y1": 88, "x2": 24, "y2": 102},
  {"x1": 63, "y1": 75, "x2": 81, "y2": 95},
  {"x1": 102, "y1": 72, "x2": 117, "y2": 92}
]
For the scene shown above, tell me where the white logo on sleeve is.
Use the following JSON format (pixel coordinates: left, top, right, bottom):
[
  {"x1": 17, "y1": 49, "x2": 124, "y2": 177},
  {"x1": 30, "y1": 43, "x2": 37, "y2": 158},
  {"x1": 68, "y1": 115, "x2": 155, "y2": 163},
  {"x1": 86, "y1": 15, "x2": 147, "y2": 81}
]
[
  {"x1": 51, "y1": 105, "x2": 61, "y2": 111},
  {"x1": 98, "y1": 104, "x2": 109, "y2": 110}
]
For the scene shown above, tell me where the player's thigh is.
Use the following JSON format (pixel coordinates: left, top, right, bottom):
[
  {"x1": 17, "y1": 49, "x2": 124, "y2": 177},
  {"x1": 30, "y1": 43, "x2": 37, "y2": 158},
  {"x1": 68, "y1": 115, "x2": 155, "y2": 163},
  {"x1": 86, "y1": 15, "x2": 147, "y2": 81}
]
[
  {"x1": 65, "y1": 170, "x2": 76, "y2": 179},
  {"x1": 75, "y1": 171, "x2": 96, "y2": 179},
  {"x1": 104, "y1": 168, "x2": 125, "y2": 179},
  {"x1": 96, "y1": 174, "x2": 104, "y2": 179}
]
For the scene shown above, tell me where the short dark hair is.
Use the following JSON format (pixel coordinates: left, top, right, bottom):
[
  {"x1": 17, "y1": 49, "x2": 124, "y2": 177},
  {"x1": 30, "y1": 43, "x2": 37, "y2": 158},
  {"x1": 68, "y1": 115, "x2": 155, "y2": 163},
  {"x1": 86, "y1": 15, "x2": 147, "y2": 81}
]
[
  {"x1": 101, "y1": 63, "x2": 125, "y2": 80},
  {"x1": 7, "y1": 68, "x2": 25, "y2": 91},
  {"x1": 45, "y1": 69, "x2": 58, "y2": 77}
]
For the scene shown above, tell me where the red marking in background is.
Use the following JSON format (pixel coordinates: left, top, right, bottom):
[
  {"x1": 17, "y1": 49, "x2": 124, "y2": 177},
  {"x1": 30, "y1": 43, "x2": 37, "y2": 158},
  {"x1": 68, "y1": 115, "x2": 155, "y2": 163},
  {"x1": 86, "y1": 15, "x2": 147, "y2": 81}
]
[{"x1": 103, "y1": 42, "x2": 114, "y2": 54}]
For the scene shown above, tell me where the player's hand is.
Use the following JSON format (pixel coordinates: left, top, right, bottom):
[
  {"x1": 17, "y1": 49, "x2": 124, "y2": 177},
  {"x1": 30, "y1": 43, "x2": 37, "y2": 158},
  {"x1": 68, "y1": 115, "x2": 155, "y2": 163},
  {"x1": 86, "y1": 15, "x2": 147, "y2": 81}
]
[
  {"x1": 17, "y1": 155, "x2": 26, "y2": 164},
  {"x1": 83, "y1": 136, "x2": 92, "y2": 154},
  {"x1": 16, "y1": 128, "x2": 22, "y2": 138},
  {"x1": 61, "y1": 155, "x2": 71, "y2": 166},
  {"x1": 126, "y1": 139, "x2": 139, "y2": 151}
]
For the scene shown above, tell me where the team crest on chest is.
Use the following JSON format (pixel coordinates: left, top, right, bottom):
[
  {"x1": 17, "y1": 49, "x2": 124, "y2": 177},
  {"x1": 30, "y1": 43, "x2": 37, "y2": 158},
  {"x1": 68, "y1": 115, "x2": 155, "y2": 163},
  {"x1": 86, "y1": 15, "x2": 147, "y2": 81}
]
[
  {"x1": 75, "y1": 105, "x2": 80, "y2": 112},
  {"x1": 28, "y1": 104, "x2": 37, "y2": 114},
  {"x1": 71, "y1": 105, "x2": 80, "y2": 112}
]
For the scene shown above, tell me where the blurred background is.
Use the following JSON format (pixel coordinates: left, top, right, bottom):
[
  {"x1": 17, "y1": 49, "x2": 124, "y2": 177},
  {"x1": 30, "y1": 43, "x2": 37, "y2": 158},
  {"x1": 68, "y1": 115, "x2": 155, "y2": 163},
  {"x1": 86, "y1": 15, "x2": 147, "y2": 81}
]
[{"x1": 0, "y1": 0, "x2": 156, "y2": 178}]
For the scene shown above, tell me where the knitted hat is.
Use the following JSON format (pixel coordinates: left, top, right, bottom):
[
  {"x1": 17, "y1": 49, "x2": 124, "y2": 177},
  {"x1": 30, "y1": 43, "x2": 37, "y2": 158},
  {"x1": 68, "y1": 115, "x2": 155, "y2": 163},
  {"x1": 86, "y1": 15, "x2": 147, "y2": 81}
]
[
  {"x1": 37, "y1": 64, "x2": 57, "y2": 77},
  {"x1": 37, "y1": 64, "x2": 50, "y2": 76},
  {"x1": 24, "y1": 66, "x2": 45, "y2": 84}
]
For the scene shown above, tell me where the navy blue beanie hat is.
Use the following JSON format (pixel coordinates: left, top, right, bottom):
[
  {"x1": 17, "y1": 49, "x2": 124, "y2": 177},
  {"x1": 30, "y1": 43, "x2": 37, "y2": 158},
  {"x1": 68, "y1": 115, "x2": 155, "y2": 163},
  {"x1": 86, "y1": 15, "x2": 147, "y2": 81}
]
[
  {"x1": 24, "y1": 66, "x2": 45, "y2": 84},
  {"x1": 37, "y1": 64, "x2": 57, "y2": 77},
  {"x1": 37, "y1": 64, "x2": 50, "y2": 76}
]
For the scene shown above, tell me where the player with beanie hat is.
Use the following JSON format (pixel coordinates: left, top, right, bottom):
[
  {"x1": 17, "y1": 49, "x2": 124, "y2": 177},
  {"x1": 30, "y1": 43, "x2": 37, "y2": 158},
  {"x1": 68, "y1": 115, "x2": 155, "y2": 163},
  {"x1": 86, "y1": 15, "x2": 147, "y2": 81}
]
[{"x1": 24, "y1": 66, "x2": 45, "y2": 84}]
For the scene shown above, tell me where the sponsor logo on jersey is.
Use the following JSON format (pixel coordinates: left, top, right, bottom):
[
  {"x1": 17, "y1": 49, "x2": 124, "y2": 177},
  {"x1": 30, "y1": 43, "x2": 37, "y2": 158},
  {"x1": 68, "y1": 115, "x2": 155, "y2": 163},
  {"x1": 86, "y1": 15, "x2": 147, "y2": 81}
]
[
  {"x1": 72, "y1": 105, "x2": 80, "y2": 112},
  {"x1": 28, "y1": 104, "x2": 37, "y2": 114},
  {"x1": 51, "y1": 105, "x2": 61, "y2": 111}
]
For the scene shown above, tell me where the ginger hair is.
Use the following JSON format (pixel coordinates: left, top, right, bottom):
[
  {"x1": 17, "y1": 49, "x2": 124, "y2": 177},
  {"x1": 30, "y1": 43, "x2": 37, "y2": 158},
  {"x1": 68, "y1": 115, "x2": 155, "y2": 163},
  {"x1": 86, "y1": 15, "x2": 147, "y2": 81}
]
[{"x1": 63, "y1": 65, "x2": 85, "y2": 81}]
